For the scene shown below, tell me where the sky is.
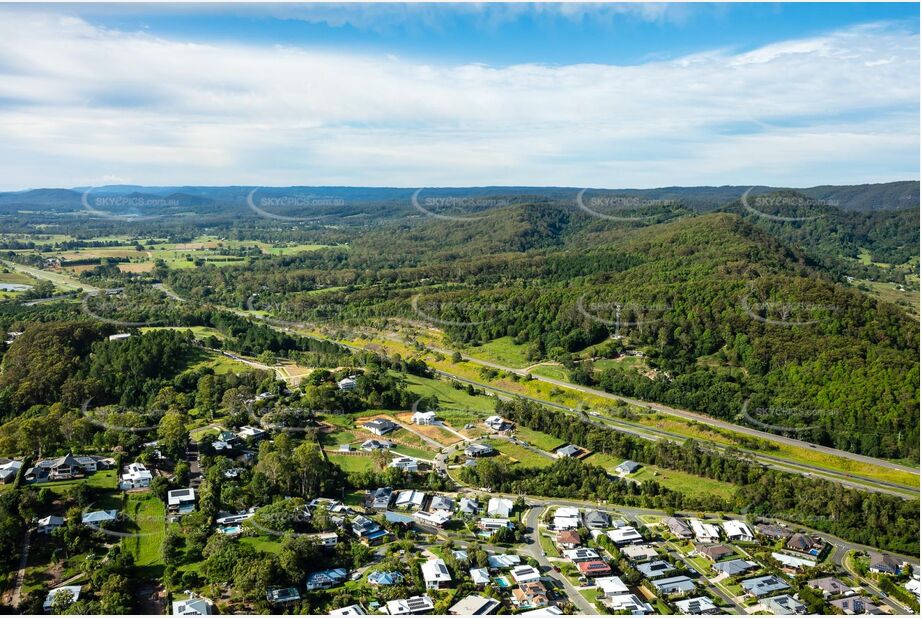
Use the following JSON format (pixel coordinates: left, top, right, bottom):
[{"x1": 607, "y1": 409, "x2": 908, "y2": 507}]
[{"x1": 0, "y1": 3, "x2": 918, "y2": 190}]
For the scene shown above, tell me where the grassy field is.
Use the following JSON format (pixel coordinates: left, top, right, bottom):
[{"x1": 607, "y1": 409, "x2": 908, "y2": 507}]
[
  {"x1": 850, "y1": 278, "x2": 919, "y2": 316},
  {"x1": 328, "y1": 454, "x2": 377, "y2": 473},
  {"x1": 464, "y1": 336, "x2": 532, "y2": 368},
  {"x1": 39, "y1": 469, "x2": 119, "y2": 499},
  {"x1": 513, "y1": 426, "x2": 566, "y2": 452},
  {"x1": 294, "y1": 315, "x2": 921, "y2": 489},
  {"x1": 141, "y1": 325, "x2": 228, "y2": 341},
  {"x1": 403, "y1": 373, "x2": 495, "y2": 414},
  {"x1": 240, "y1": 535, "x2": 284, "y2": 554},
  {"x1": 529, "y1": 364, "x2": 569, "y2": 381},
  {"x1": 485, "y1": 439, "x2": 553, "y2": 468},
  {"x1": 122, "y1": 492, "x2": 166, "y2": 568},
  {"x1": 630, "y1": 466, "x2": 738, "y2": 501}
]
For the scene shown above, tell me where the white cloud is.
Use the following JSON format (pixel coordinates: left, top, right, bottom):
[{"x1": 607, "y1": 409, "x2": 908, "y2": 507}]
[{"x1": 0, "y1": 9, "x2": 916, "y2": 189}]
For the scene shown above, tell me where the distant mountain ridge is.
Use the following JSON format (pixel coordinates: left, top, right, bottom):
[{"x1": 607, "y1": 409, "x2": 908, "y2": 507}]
[{"x1": 0, "y1": 181, "x2": 917, "y2": 214}]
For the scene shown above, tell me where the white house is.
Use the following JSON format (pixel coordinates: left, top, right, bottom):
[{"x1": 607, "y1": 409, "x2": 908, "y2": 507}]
[
  {"x1": 722, "y1": 520, "x2": 754, "y2": 542},
  {"x1": 35, "y1": 515, "x2": 65, "y2": 534},
  {"x1": 329, "y1": 605, "x2": 367, "y2": 616},
  {"x1": 607, "y1": 526, "x2": 643, "y2": 545},
  {"x1": 595, "y1": 576, "x2": 630, "y2": 597},
  {"x1": 394, "y1": 489, "x2": 426, "y2": 510},
  {"x1": 172, "y1": 595, "x2": 214, "y2": 615},
  {"x1": 390, "y1": 457, "x2": 419, "y2": 473},
  {"x1": 604, "y1": 594, "x2": 654, "y2": 615},
  {"x1": 510, "y1": 565, "x2": 542, "y2": 584},
  {"x1": 478, "y1": 518, "x2": 512, "y2": 532},
  {"x1": 689, "y1": 518, "x2": 721, "y2": 543},
  {"x1": 385, "y1": 595, "x2": 435, "y2": 615},
  {"x1": 119, "y1": 462, "x2": 153, "y2": 490},
  {"x1": 82, "y1": 510, "x2": 117, "y2": 526},
  {"x1": 414, "y1": 510, "x2": 451, "y2": 528},
  {"x1": 487, "y1": 497, "x2": 513, "y2": 518},
  {"x1": 411, "y1": 411, "x2": 437, "y2": 425},
  {"x1": 236, "y1": 425, "x2": 267, "y2": 441},
  {"x1": 167, "y1": 488, "x2": 197, "y2": 515},
  {"x1": 0, "y1": 458, "x2": 22, "y2": 484},
  {"x1": 484, "y1": 416, "x2": 511, "y2": 431},
  {"x1": 421, "y1": 559, "x2": 452, "y2": 589},
  {"x1": 337, "y1": 376, "x2": 357, "y2": 391}
]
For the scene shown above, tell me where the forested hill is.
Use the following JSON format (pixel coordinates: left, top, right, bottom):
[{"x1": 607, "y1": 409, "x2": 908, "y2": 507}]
[
  {"x1": 165, "y1": 212, "x2": 920, "y2": 460},
  {"x1": 0, "y1": 181, "x2": 916, "y2": 218}
]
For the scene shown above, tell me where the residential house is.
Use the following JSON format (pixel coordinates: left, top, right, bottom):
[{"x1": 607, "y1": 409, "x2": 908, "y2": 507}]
[
  {"x1": 713, "y1": 559, "x2": 759, "y2": 577},
  {"x1": 521, "y1": 607, "x2": 563, "y2": 616},
  {"x1": 236, "y1": 425, "x2": 267, "y2": 442},
  {"x1": 411, "y1": 411, "x2": 437, "y2": 425},
  {"x1": 452, "y1": 550, "x2": 469, "y2": 564},
  {"x1": 689, "y1": 519, "x2": 721, "y2": 543},
  {"x1": 385, "y1": 596, "x2": 435, "y2": 616},
  {"x1": 563, "y1": 548, "x2": 601, "y2": 563},
  {"x1": 555, "y1": 444, "x2": 582, "y2": 458},
  {"x1": 352, "y1": 515, "x2": 390, "y2": 546},
  {"x1": 172, "y1": 596, "x2": 213, "y2": 616},
  {"x1": 785, "y1": 533, "x2": 825, "y2": 556},
  {"x1": 119, "y1": 462, "x2": 153, "y2": 490},
  {"x1": 44, "y1": 586, "x2": 82, "y2": 612},
  {"x1": 305, "y1": 568, "x2": 348, "y2": 591},
  {"x1": 329, "y1": 605, "x2": 366, "y2": 616},
  {"x1": 577, "y1": 560, "x2": 613, "y2": 578},
  {"x1": 390, "y1": 457, "x2": 419, "y2": 473},
  {"x1": 337, "y1": 376, "x2": 357, "y2": 391},
  {"x1": 603, "y1": 594, "x2": 654, "y2": 615},
  {"x1": 486, "y1": 497, "x2": 513, "y2": 518},
  {"x1": 394, "y1": 489, "x2": 426, "y2": 510},
  {"x1": 483, "y1": 416, "x2": 512, "y2": 431},
  {"x1": 868, "y1": 551, "x2": 904, "y2": 576},
  {"x1": 741, "y1": 575, "x2": 790, "y2": 598},
  {"x1": 772, "y1": 551, "x2": 818, "y2": 571},
  {"x1": 35, "y1": 515, "x2": 65, "y2": 534},
  {"x1": 636, "y1": 560, "x2": 676, "y2": 580},
  {"x1": 556, "y1": 530, "x2": 581, "y2": 550},
  {"x1": 756, "y1": 523, "x2": 791, "y2": 540},
  {"x1": 362, "y1": 418, "x2": 398, "y2": 436},
  {"x1": 478, "y1": 517, "x2": 512, "y2": 533},
  {"x1": 266, "y1": 588, "x2": 301, "y2": 605},
  {"x1": 808, "y1": 577, "x2": 853, "y2": 598},
  {"x1": 616, "y1": 460, "x2": 641, "y2": 474},
  {"x1": 622, "y1": 545, "x2": 659, "y2": 561},
  {"x1": 763, "y1": 595, "x2": 807, "y2": 615},
  {"x1": 584, "y1": 510, "x2": 611, "y2": 529},
  {"x1": 664, "y1": 516, "x2": 693, "y2": 540},
  {"x1": 830, "y1": 596, "x2": 883, "y2": 615},
  {"x1": 367, "y1": 487, "x2": 393, "y2": 510},
  {"x1": 361, "y1": 439, "x2": 393, "y2": 451},
  {"x1": 465, "y1": 443, "x2": 495, "y2": 458},
  {"x1": 0, "y1": 459, "x2": 22, "y2": 484},
  {"x1": 470, "y1": 568, "x2": 491, "y2": 587},
  {"x1": 28, "y1": 453, "x2": 99, "y2": 482},
  {"x1": 81, "y1": 510, "x2": 117, "y2": 526},
  {"x1": 421, "y1": 558, "x2": 452, "y2": 590},
  {"x1": 675, "y1": 597, "x2": 720, "y2": 615},
  {"x1": 510, "y1": 565, "x2": 542, "y2": 584},
  {"x1": 368, "y1": 571, "x2": 404, "y2": 587},
  {"x1": 513, "y1": 582, "x2": 549, "y2": 609},
  {"x1": 458, "y1": 497, "x2": 479, "y2": 516},
  {"x1": 722, "y1": 520, "x2": 754, "y2": 542},
  {"x1": 651, "y1": 576, "x2": 697, "y2": 597},
  {"x1": 487, "y1": 554, "x2": 521, "y2": 570},
  {"x1": 167, "y1": 488, "x2": 196, "y2": 515},
  {"x1": 414, "y1": 510, "x2": 451, "y2": 528},
  {"x1": 607, "y1": 526, "x2": 643, "y2": 545},
  {"x1": 696, "y1": 544, "x2": 734, "y2": 562},
  {"x1": 307, "y1": 532, "x2": 339, "y2": 548},
  {"x1": 596, "y1": 576, "x2": 629, "y2": 597},
  {"x1": 449, "y1": 595, "x2": 500, "y2": 616},
  {"x1": 429, "y1": 495, "x2": 454, "y2": 512}
]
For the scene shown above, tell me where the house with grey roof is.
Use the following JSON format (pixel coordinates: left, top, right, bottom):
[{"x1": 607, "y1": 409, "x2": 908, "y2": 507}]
[
  {"x1": 650, "y1": 576, "x2": 697, "y2": 597},
  {"x1": 713, "y1": 559, "x2": 758, "y2": 576},
  {"x1": 616, "y1": 460, "x2": 641, "y2": 474},
  {"x1": 664, "y1": 516, "x2": 693, "y2": 539},
  {"x1": 830, "y1": 596, "x2": 883, "y2": 615},
  {"x1": 741, "y1": 575, "x2": 789, "y2": 598},
  {"x1": 808, "y1": 576, "x2": 852, "y2": 598},
  {"x1": 675, "y1": 596, "x2": 719, "y2": 615},
  {"x1": 763, "y1": 595, "x2": 806, "y2": 615},
  {"x1": 636, "y1": 560, "x2": 676, "y2": 579}
]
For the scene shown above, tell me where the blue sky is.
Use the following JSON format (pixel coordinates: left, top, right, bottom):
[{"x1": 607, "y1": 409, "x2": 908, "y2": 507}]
[{"x1": 0, "y1": 3, "x2": 917, "y2": 189}]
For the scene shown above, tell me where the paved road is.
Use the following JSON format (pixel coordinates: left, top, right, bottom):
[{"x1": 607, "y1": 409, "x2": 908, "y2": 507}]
[
  {"x1": 432, "y1": 369, "x2": 918, "y2": 498},
  {"x1": 1, "y1": 260, "x2": 100, "y2": 293},
  {"x1": 523, "y1": 505, "x2": 598, "y2": 615},
  {"x1": 9, "y1": 529, "x2": 31, "y2": 608},
  {"x1": 424, "y1": 342, "x2": 918, "y2": 477}
]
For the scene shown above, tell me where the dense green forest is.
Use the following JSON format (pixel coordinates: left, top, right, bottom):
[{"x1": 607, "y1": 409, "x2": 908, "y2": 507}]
[{"x1": 158, "y1": 208, "x2": 919, "y2": 460}]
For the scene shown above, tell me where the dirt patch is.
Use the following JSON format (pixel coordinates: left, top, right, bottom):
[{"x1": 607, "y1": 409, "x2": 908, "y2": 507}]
[{"x1": 393, "y1": 412, "x2": 462, "y2": 446}]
